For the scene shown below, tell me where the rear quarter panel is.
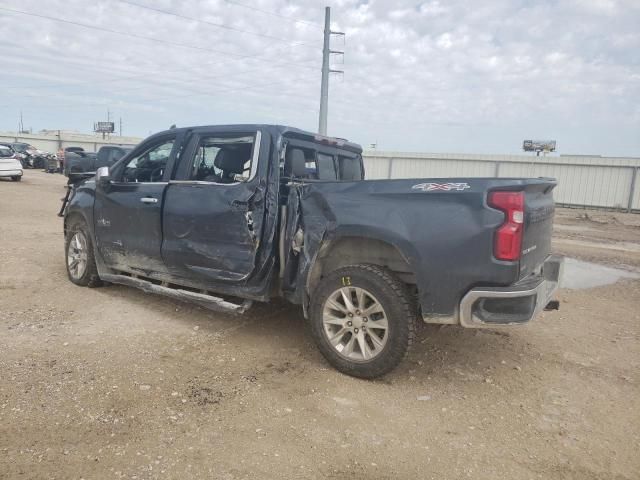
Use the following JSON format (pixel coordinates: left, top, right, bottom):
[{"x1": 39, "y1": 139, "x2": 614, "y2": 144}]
[{"x1": 292, "y1": 178, "x2": 545, "y2": 318}]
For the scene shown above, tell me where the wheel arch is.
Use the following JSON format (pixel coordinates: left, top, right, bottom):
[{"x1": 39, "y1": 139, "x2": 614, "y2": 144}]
[
  {"x1": 305, "y1": 235, "x2": 417, "y2": 300},
  {"x1": 64, "y1": 211, "x2": 90, "y2": 239}
]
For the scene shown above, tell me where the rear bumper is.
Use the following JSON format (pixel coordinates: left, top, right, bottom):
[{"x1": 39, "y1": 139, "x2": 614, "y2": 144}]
[
  {"x1": 0, "y1": 169, "x2": 23, "y2": 177},
  {"x1": 459, "y1": 255, "x2": 563, "y2": 328}
]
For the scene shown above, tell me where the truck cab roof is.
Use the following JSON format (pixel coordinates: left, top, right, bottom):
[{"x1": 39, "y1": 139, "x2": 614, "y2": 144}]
[{"x1": 152, "y1": 124, "x2": 363, "y2": 155}]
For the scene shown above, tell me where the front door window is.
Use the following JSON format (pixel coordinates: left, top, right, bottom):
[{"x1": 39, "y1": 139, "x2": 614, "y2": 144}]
[{"x1": 122, "y1": 140, "x2": 174, "y2": 183}]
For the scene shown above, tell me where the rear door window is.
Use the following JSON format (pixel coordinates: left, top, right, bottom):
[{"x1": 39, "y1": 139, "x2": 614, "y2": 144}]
[
  {"x1": 282, "y1": 141, "x2": 362, "y2": 181},
  {"x1": 188, "y1": 134, "x2": 255, "y2": 183},
  {"x1": 317, "y1": 153, "x2": 337, "y2": 180},
  {"x1": 338, "y1": 155, "x2": 362, "y2": 181}
]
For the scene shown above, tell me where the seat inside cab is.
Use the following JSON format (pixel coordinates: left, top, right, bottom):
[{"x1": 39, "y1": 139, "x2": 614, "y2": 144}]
[{"x1": 283, "y1": 146, "x2": 362, "y2": 181}]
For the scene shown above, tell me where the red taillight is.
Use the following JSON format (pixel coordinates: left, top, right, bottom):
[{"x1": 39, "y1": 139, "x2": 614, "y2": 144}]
[{"x1": 489, "y1": 191, "x2": 524, "y2": 261}]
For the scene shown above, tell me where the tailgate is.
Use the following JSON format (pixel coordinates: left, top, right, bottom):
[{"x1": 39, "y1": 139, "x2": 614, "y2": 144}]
[{"x1": 520, "y1": 181, "x2": 557, "y2": 277}]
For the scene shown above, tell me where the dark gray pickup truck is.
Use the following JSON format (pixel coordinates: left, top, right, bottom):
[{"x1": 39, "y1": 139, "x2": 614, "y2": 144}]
[
  {"x1": 62, "y1": 124, "x2": 562, "y2": 378},
  {"x1": 64, "y1": 145, "x2": 133, "y2": 176}
]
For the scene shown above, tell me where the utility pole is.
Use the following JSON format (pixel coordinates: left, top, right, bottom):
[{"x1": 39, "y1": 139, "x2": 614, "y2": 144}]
[
  {"x1": 318, "y1": 6, "x2": 344, "y2": 136},
  {"x1": 119, "y1": 117, "x2": 123, "y2": 137}
]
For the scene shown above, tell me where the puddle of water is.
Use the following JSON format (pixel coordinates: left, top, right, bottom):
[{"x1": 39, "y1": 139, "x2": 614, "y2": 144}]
[{"x1": 562, "y1": 258, "x2": 640, "y2": 290}]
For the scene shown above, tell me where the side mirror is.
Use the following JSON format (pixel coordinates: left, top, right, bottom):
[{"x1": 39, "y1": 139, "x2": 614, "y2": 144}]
[{"x1": 96, "y1": 166, "x2": 111, "y2": 185}]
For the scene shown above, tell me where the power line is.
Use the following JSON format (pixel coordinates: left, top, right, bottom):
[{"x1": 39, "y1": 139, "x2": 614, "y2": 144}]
[
  {"x1": 93, "y1": 58, "x2": 318, "y2": 96},
  {"x1": 133, "y1": 73, "x2": 319, "y2": 104},
  {"x1": 6, "y1": 73, "x2": 319, "y2": 113},
  {"x1": 116, "y1": 0, "x2": 319, "y2": 48},
  {"x1": 0, "y1": 40, "x2": 318, "y2": 91},
  {"x1": 8, "y1": 58, "x2": 317, "y2": 100},
  {"x1": 0, "y1": 6, "x2": 317, "y2": 71},
  {"x1": 224, "y1": 0, "x2": 323, "y2": 28}
]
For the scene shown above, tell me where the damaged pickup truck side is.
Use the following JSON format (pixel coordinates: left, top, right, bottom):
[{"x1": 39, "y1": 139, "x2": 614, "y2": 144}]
[{"x1": 62, "y1": 124, "x2": 562, "y2": 378}]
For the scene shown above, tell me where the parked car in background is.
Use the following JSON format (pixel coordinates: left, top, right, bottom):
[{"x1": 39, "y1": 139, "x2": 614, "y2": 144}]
[
  {"x1": 65, "y1": 147, "x2": 86, "y2": 154},
  {"x1": 6, "y1": 142, "x2": 37, "y2": 156},
  {"x1": 0, "y1": 145, "x2": 23, "y2": 181},
  {"x1": 0, "y1": 143, "x2": 17, "y2": 153},
  {"x1": 7, "y1": 142, "x2": 37, "y2": 165},
  {"x1": 0, "y1": 143, "x2": 27, "y2": 166},
  {"x1": 64, "y1": 145, "x2": 133, "y2": 176},
  {"x1": 1, "y1": 142, "x2": 54, "y2": 169}
]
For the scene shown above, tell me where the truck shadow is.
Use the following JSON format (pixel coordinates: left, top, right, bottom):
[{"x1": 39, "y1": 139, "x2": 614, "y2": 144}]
[
  {"x1": 93, "y1": 284, "x2": 536, "y2": 385},
  {"x1": 393, "y1": 324, "x2": 539, "y2": 385}
]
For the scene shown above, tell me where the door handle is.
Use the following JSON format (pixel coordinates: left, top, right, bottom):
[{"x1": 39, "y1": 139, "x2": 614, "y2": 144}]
[{"x1": 140, "y1": 197, "x2": 158, "y2": 204}]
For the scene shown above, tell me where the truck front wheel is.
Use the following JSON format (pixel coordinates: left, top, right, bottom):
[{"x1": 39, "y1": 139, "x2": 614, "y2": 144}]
[
  {"x1": 309, "y1": 264, "x2": 417, "y2": 379},
  {"x1": 65, "y1": 219, "x2": 102, "y2": 288}
]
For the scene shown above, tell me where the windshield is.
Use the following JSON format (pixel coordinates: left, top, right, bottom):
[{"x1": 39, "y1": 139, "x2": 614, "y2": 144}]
[{"x1": 0, "y1": 147, "x2": 13, "y2": 158}]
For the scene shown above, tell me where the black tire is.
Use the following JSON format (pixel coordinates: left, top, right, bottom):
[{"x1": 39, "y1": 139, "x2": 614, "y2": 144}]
[
  {"x1": 309, "y1": 264, "x2": 417, "y2": 379},
  {"x1": 64, "y1": 218, "x2": 102, "y2": 287},
  {"x1": 11, "y1": 176, "x2": 21, "y2": 181}
]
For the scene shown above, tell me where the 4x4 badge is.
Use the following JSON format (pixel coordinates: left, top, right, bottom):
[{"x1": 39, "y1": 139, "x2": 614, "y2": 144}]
[{"x1": 412, "y1": 182, "x2": 471, "y2": 192}]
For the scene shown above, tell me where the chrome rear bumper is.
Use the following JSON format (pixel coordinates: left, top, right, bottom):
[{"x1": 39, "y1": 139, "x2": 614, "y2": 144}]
[{"x1": 458, "y1": 255, "x2": 564, "y2": 328}]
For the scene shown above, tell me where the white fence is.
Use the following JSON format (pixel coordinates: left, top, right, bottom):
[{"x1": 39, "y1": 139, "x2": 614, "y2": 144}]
[
  {"x1": 0, "y1": 131, "x2": 141, "y2": 154},
  {"x1": 363, "y1": 151, "x2": 640, "y2": 212}
]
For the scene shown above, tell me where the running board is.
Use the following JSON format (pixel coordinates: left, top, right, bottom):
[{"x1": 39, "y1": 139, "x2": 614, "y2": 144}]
[{"x1": 101, "y1": 274, "x2": 253, "y2": 314}]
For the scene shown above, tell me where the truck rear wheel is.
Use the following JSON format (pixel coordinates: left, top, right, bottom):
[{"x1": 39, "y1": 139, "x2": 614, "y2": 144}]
[{"x1": 309, "y1": 264, "x2": 417, "y2": 379}]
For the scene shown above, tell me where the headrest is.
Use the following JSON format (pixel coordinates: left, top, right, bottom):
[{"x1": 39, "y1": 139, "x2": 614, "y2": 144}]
[
  {"x1": 284, "y1": 148, "x2": 307, "y2": 177},
  {"x1": 214, "y1": 148, "x2": 247, "y2": 174}
]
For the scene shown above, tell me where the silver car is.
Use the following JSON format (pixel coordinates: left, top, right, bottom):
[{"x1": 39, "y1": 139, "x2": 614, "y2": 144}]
[{"x1": 0, "y1": 146, "x2": 23, "y2": 181}]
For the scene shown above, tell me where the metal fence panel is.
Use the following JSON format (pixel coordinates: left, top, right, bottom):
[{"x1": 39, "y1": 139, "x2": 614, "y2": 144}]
[
  {"x1": 498, "y1": 162, "x2": 633, "y2": 210},
  {"x1": 631, "y1": 168, "x2": 640, "y2": 210},
  {"x1": 390, "y1": 157, "x2": 495, "y2": 178},
  {"x1": 363, "y1": 157, "x2": 392, "y2": 179},
  {"x1": 363, "y1": 152, "x2": 640, "y2": 212}
]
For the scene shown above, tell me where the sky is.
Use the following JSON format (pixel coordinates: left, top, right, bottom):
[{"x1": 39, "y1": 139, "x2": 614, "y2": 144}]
[{"x1": 0, "y1": 0, "x2": 638, "y2": 156}]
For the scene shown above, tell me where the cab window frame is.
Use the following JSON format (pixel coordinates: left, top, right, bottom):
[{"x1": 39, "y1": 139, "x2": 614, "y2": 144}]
[
  {"x1": 171, "y1": 130, "x2": 262, "y2": 186},
  {"x1": 281, "y1": 139, "x2": 363, "y2": 182},
  {"x1": 110, "y1": 132, "x2": 180, "y2": 184}
]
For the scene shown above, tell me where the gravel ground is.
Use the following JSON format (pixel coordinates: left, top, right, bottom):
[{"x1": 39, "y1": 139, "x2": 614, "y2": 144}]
[{"x1": 1, "y1": 171, "x2": 639, "y2": 480}]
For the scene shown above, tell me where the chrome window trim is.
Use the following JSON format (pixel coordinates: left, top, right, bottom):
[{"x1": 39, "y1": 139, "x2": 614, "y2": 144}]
[
  {"x1": 248, "y1": 130, "x2": 261, "y2": 180},
  {"x1": 169, "y1": 180, "x2": 228, "y2": 186},
  {"x1": 109, "y1": 181, "x2": 169, "y2": 186}
]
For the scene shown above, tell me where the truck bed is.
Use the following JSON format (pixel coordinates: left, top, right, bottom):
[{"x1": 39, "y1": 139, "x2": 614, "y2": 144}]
[{"x1": 286, "y1": 177, "x2": 557, "y2": 321}]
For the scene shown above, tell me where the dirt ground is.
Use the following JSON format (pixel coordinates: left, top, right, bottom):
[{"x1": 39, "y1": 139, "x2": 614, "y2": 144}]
[{"x1": 1, "y1": 170, "x2": 639, "y2": 480}]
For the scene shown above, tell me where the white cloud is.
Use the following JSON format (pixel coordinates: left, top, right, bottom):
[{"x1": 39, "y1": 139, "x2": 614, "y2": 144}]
[
  {"x1": 436, "y1": 33, "x2": 453, "y2": 49},
  {"x1": 419, "y1": 1, "x2": 447, "y2": 17},
  {"x1": 0, "y1": 0, "x2": 638, "y2": 155}
]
